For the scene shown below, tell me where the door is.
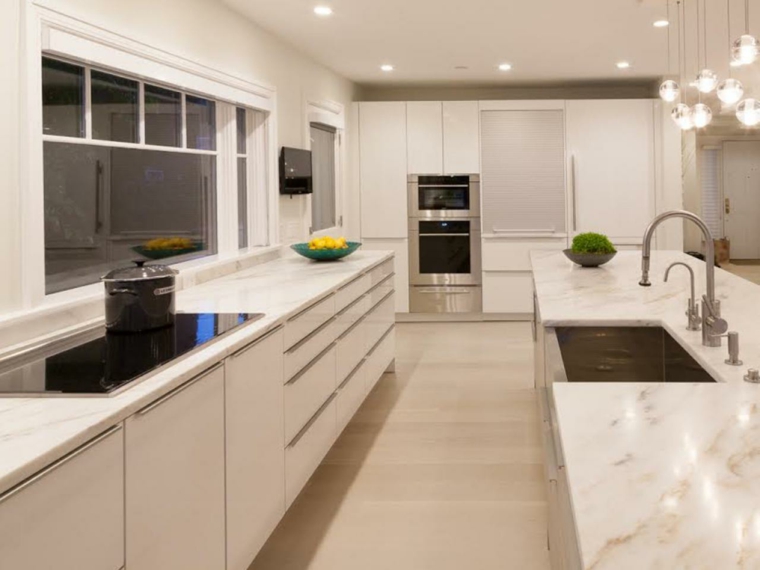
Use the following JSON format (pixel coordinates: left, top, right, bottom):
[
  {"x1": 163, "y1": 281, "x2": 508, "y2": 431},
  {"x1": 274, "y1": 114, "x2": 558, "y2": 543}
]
[
  {"x1": 359, "y1": 102, "x2": 408, "y2": 238},
  {"x1": 566, "y1": 100, "x2": 655, "y2": 244},
  {"x1": 723, "y1": 141, "x2": 760, "y2": 259},
  {"x1": 226, "y1": 328, "x2": 285, "y2": 570},
  {"x1": 126, "y1": 365, "x2": 226, "y2": 570}
]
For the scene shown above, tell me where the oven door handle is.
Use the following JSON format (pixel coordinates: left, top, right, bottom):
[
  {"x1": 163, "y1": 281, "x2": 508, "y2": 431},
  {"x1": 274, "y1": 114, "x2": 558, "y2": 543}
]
[
  {"x1": 416, "y1": 289, "x2": 473, "y2": 295},
  {"x1": 418, "y1": 233, "x2": 471, "y2": 237}
]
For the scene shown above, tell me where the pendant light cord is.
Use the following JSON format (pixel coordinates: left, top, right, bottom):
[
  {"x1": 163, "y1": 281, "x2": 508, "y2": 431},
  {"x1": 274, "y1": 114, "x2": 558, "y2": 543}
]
[
  {"x1": 667, "y1": 0, "x2": 672, "y2": 74},
  {"x1": 728, "y1": 0, "x2": 733, "y2": 76},
  {"x1": 746, "y1": 0, "x2": 750, "y2": 34}
]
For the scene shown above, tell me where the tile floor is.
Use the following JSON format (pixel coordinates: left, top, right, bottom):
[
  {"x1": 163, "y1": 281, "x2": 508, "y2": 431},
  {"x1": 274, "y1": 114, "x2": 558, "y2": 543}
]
[{"x1": 249, "y1": 322, "x2": 550, "y2": 570}]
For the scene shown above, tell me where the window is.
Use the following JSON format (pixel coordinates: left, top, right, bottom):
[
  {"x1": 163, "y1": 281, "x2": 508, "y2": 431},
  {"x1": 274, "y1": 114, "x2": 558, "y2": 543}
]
[
  {"x1": 42, "y1": 56, "x2": 218, "y2": 294},
  {"x1": 237, "y1": 107, "x2": 248, "y2": 249},
  {"x1": 310, "y1": 123, "x2": 337, "y2": 232}
]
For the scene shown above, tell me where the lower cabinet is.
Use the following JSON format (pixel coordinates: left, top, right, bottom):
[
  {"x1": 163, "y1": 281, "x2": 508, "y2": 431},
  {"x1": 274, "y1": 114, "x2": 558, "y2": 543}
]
[
  {"x1": 483, "y1": 271, "x2": 534, "y2": 314},
  {"x1": 0, "y1": 426, "x2": 124, "y2": 570},
  {"x1": 225, "y1": 327, "x2": 286, "y2": 570},
  {"x1": 125, "y1": 364, "x2": 226, "y2": 570}
]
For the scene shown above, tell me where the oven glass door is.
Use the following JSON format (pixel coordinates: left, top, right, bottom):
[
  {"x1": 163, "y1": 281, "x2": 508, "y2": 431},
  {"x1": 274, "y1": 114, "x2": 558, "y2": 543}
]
[
  {"x1": 417, "y1": 176, "x2": 470, "y2": 211},
  {"x1": 418, "y1": 220, "x2": 471, "y2": 274}
]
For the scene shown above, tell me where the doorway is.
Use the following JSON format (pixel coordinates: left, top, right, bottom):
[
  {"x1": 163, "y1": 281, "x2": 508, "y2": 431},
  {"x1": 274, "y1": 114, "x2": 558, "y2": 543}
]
[{"x1": 723, "y1": 141, "x2": 760, "y2": 260}]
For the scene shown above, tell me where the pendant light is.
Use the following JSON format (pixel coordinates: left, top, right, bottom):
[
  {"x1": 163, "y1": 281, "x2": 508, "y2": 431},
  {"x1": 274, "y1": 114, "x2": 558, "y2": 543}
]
[
  {"x1": 718, "y1": 0, "x2": 745, "y2": 104},
  {"x1": 692, "y1": 103, "x2": 713, "y2": 127},
  {"x1": 695, "y1": 0, "x2": 718, "y2": 94},
  {"x1": 737, "y1": 98, "x2": 760, "y2": 125},
  {"x1": 660, "y1": 0, "x2": 681, "y2": 101},
  {"x1": 673, "y1": 103, "x2": 695, "y2": 129},
  {"x1": 732, "y1": 0, "x2": 759, "y2": 63}
]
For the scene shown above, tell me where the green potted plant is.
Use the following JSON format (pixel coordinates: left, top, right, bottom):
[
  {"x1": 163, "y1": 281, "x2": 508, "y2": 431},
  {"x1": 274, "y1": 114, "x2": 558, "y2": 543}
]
[{"x1": 564, "y1": 232, "x2": 617, "y2": 267}]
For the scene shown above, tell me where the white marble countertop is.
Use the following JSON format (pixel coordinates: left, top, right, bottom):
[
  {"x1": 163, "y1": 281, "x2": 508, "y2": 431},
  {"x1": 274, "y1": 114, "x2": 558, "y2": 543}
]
[
  {"x1": 532, "y1": 250, "x2": 760, "y2": 569},
  {"x1": 0, "y1": 250, "x2": 392, "y2": 496}
]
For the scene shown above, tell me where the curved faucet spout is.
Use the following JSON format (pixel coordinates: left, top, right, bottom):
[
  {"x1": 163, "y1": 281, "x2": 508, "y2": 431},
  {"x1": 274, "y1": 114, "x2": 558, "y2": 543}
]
[{"x1": 639, "y1": 210, "x2": 715, "y2": 305}]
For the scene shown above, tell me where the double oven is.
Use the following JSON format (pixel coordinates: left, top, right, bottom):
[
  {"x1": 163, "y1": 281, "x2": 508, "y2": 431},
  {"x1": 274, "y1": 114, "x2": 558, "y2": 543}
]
[{"x1": 408, "y1": 175, "x2": 482, "y2": 313}]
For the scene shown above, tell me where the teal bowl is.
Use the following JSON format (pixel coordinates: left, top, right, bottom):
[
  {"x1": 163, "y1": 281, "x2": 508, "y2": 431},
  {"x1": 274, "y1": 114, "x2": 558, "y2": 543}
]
[{"x1": 291, "y1": 241, "x2": 362, "y2": 261}]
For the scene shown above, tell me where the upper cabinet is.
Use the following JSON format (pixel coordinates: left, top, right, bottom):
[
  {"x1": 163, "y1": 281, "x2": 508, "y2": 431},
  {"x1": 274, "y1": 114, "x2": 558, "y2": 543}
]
[
  {"x1": 407, "y1": 102, "x2": 443, "y2": 174},
  {"x1": 443, "y1": 101, "x2": 480, "y2": 174},
  {"x1": 359, "y1": 102, "x2": 408, "y2": 238},
  {"x1": 566, "y1": 99, "x2": 656, "y2": 244}
]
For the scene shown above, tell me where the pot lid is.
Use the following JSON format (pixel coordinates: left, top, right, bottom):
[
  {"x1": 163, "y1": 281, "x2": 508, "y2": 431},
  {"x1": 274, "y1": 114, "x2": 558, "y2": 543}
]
[{"x1": 102, "y1": 260, "x2": 178, "y2": 282}]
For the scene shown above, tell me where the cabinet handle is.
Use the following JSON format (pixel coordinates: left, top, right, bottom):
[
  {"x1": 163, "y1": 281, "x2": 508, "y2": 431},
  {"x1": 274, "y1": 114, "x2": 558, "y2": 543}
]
[
  {"x1": 287, "y1": 392, "x2": 337, "y2": 448},
  {"x1": 230, "y1": 325, "x2": 283, "y2": 359},
  {"x1": 287, "y1": 293, "x2": 334, "y2": 323},
  {"x1": 492, "y1": 228, "x2": 556, "y2": 234},
  {"x1": 571, "y1": 154, "x2": 577, "y2": 232},
  {"x1": 136, "y1": 362, "x2": 223, "y2": 416},
  {"x1": 417, "y1": 289, "x2": 471, "y2": 295},
  {"x1": 0, "y1": 425, "x2": 123, "y2": 505},
  {"x1": 285, "y1": 343, "x2": 335, "y2": 386}
]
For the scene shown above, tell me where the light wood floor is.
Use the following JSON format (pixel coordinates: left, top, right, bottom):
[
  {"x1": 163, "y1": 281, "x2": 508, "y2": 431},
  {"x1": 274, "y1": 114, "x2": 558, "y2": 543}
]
[{"x1": 250, "y1": 322, "x2": 550, "y2": 570}]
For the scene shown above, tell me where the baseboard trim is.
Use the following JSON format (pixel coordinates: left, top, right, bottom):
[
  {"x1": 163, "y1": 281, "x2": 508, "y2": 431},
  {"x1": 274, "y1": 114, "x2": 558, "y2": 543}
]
[{"x1": 395, "y1": 313, "x2": 532, "y2": 323}]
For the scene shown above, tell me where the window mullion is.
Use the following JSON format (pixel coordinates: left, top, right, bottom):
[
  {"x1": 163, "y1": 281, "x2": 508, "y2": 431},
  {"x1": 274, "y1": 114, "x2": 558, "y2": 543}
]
[
  {"x1": 181, "y1": 93, "x2": 187, "y2": 148},
  {"x1": 84, "y1": 67, "x2": 92, "y2": 139},
  {"x1": 138, "y1": 81, "x2": 146, "y2": 145}
]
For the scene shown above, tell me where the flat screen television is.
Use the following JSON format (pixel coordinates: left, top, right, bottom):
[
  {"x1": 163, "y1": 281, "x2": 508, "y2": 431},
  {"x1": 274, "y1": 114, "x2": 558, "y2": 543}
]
[{"x1": 279, "y1": 147, "x2": 313, "y2": 195}]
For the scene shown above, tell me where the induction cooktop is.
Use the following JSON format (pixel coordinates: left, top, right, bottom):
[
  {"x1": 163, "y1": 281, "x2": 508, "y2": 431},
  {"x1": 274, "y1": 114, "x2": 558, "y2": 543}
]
[{"x1": 0, "y1": 313, "x2": 264, "y2": 396}]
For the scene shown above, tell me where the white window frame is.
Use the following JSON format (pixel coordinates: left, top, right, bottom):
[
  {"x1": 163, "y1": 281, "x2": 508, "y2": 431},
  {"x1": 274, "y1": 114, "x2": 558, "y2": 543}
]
[
  {"x1": 21, "y1": 5, "x2": 280, "y2": 309},
  {"x1": 304, "y1": 98, "x2": 345, "y2": 237}
]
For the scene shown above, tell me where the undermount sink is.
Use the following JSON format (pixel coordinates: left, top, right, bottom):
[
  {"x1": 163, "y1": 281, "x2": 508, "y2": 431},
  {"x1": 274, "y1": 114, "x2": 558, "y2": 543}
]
[{"x1": 555, "y1": 327, "x2": 716, "y2": 383}]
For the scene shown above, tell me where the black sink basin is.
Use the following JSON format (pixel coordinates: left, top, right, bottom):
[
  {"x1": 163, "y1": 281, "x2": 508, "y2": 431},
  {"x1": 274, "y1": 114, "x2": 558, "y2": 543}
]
[{"x1": 556, "y1": 327, "x2": 716, "y2": 383}]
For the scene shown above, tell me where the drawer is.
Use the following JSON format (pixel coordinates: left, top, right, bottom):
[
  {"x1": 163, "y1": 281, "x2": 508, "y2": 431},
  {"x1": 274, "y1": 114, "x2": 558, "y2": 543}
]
[
  {"x1": 284, "y1": 294, "x2": 336, "y2": 350},
  {"x1": 336, "y1": 317, "x2": 368, "y2": 386},
  {"x1": 284, "y1": 318, "x2": 338, "y2": 381},
  {"x1": 335, "y1": 274, "x2": 372, "y2": 313},
  {"x1": 336, "y1": 359, "x2": 368, "y2": 435},
  {"x1": 285, "y1": 396, "x2": 337, "y2": 508},
  {"x1": 368, "y1": 258, "x2": 394, "y2": 286},
  {"x1": 365, "y1": 326, "x2": 395, "y2": 393},
  {"x1": 367, "y1": 273, "x2": 395, "y2": 309},
  {"x1": 334, "y1": 294, "x2": 371, "y2": 339},
  {"x1": 482, "y1": 237, "x2": 566, "y2": 271},
  {"x1": 365, "y1": 292, "x2": 395, "y2": 352},
  {"x1": 284, "y1": 345, "x2": 337, "y2": 444},
  {"x1": 483, "y1": 271, "x2": 534, "y2": 314}
]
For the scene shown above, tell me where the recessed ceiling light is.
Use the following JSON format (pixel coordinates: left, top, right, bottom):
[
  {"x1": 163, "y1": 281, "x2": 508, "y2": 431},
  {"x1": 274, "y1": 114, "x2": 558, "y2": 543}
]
[
  {"x1": 498, "y1": 63, "x2": 513, "y2": 71},
  {"x1": 616, "y1": 61, "x2": 631, "y2": 69},
  {"x1": 653, "y1": 20, "x2": 669, "y2": 28},
  {"x1": 380, "y1": 64, "x2": 394, "y2": 72},
  {"x1": 314, "y1": 6, "x2": 333, "y2": 16},
  {"x1": 455, "y1": 66, "x2": 469, "y2": 70}
]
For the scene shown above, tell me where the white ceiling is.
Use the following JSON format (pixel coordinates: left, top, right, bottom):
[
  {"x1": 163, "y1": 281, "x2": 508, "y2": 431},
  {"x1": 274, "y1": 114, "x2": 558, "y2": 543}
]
[{"x1": 223, "y1": 0, "x2": 677, "y2": 85}]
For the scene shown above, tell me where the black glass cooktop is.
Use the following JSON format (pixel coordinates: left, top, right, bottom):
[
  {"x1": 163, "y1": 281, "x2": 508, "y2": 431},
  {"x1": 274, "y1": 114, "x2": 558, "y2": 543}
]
[{"x1": 0, "y1": 313, "x2": 263, "y2": 396}]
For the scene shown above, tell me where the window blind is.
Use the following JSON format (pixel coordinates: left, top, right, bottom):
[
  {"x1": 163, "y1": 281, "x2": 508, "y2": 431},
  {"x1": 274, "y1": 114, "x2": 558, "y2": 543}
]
[
  {"x1": 310, "y1": 123, "x2": 337, "y2": 231},
  {"x1": 701, "y1": 148, "x2": 723, "y2": 238},
  {"x1": 480, "y1": 110, "x2": 566, "y2": 234}
]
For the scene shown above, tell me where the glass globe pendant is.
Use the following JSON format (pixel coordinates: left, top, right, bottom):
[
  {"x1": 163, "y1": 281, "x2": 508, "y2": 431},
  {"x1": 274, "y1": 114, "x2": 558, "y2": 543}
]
[
  {"x1": 659, "y1": 80, "x2": 680, "y2": 102},
  {"x1": 695, "y1": 69, "x2": 718, "y2": 93},
  {"x1": 732, "y1": 34, "x2": 760, "y2": 64},
  {"x1": 692, "y1": 103, "x2": 713, "y2": 128},
  {"x1": 737, "y1": 98, "x2": 760, "y2": 126},
  {"x1": 717, "y1": 78, "x2": 744, "y2": 105},
  {"x1": 671, "y1": 104, "x2": 694, "y2": 130}
]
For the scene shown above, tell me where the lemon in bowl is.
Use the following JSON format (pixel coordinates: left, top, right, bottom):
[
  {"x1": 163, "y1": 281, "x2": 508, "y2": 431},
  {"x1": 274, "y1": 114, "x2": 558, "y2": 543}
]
[{"x1": 291, "y1": 236, "x2": 361, "y2": 261}]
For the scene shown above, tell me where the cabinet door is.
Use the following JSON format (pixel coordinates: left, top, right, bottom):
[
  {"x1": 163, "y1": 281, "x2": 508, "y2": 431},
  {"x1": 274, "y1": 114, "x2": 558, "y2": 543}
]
[
  {"x1": 407, "y1": 101, "x2": 443, "y2": 174},
  {"x1": 0, "y1": 426, "x2": 124, "y2": 570},
  {"x1": 359, "y1": 102, "x2": 408, "y2": 238},
  {"x1": 443, "y1": 101, "x2": 479, "y2": 174},
  {"x1": 126, "y1": 365, "x2": 226, "y2": 570},
  {"x1": 226, "y1": 329, "x2": 285, "y2": 570},
  {"x1": 566, "y1": 100, "x2": 655, "y2": 244}
]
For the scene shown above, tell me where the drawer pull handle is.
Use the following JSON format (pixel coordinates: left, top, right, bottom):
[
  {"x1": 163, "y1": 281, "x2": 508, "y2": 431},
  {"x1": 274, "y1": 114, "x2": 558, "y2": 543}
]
[
  {"x1": 287, "y1": 392, "x2": 337, "y2": 448},
  {"x1": 285, "y1": 316, "x2": 337, "y2": 354},
  {"x1": 287, "y1": 293, "x2": 334, "y2": 323},
  {"x1": 230, "y1": 325, "x2": 283, "y2": 359},
  {"x1": 0, "y1": 425, "x2": 122, "y2": 504},
  {"x1": 417, "y1": 289, "x2": 471, "y2": 295},
  {"x1": 285, "y1": 343, "x2": 335, "y2": 386},
  {"x1": 136, "y1": 362, "x2": 223, "y2": 416}
]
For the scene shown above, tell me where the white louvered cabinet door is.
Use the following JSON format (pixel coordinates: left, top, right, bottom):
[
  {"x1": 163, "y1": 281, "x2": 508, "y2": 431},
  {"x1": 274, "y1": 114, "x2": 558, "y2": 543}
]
[{"x1": 480, "y1": 109, "x2": 566, "y2": 236}]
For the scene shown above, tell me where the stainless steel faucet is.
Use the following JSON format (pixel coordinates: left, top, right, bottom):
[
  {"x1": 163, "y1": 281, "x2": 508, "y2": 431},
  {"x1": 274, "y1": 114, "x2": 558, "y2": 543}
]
[
  {"x1": 640, "y1": 210, "x2": 727, "y2": 347},
  {"x1": 664, "y1": 262, "x2": 700, "y2": 331}
]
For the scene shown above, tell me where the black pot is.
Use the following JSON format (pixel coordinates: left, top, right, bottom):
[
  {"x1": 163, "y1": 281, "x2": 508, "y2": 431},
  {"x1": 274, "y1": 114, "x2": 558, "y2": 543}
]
[{"x1": 102, "y1": 261, "x2": 178, "y2": 333}]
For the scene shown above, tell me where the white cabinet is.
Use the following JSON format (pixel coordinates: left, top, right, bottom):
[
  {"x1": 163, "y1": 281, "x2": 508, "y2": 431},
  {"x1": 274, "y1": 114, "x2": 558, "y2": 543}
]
[
  {"x1": 0, "y1": 426, "x2": 124, "y2": 570},
  {"x1": 126, "y1": 365, "x2": 226, "y2": 570},
  {"x1": 361, "y1": 239, "x2": 408, "y2": 312},
  {"x1": 443, "y1": 101, "x2": 479, "y2": 174},
  {"x1": 407, "y1": 101, "x2": 443, "y2": 174},
  {"x1": 566, "y1": 99, "x2": 656, "y2": 245},
  {"x1": 359, "y1": 102, "x2": 408, "y2": 238},
  {"x1": 225, "y1": 328, "x2": 285, "y2": 570}
]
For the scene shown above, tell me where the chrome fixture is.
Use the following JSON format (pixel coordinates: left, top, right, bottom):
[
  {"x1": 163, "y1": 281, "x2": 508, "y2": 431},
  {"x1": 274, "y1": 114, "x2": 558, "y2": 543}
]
[
  {"x1": 639, "y1": 210, "x2": 727, "y2": 347},
  {"x1": 725, "y1": 331, "x2": 743, "y2": 366},
  {"x1": 744, "y1": 369, "x2": 760, "y2": 383},
  {"x1": 664, "y1": 261, "x2": 700, "y2": 331}
]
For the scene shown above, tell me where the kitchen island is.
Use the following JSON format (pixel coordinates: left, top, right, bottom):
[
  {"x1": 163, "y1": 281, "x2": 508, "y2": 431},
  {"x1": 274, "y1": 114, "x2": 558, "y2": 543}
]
[{"x1": 532, "y1": 249, "x2": 760, "y2": 569}]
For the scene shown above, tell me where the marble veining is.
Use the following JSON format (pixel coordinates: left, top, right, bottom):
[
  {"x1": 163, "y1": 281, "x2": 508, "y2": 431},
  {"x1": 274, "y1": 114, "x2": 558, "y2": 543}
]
[
  {"x1": 533, "y1": 250, "x2": 760, "y2": 569},
  {"x1": 0, "y1": 250, "x2": 392, "y2": 496}
]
